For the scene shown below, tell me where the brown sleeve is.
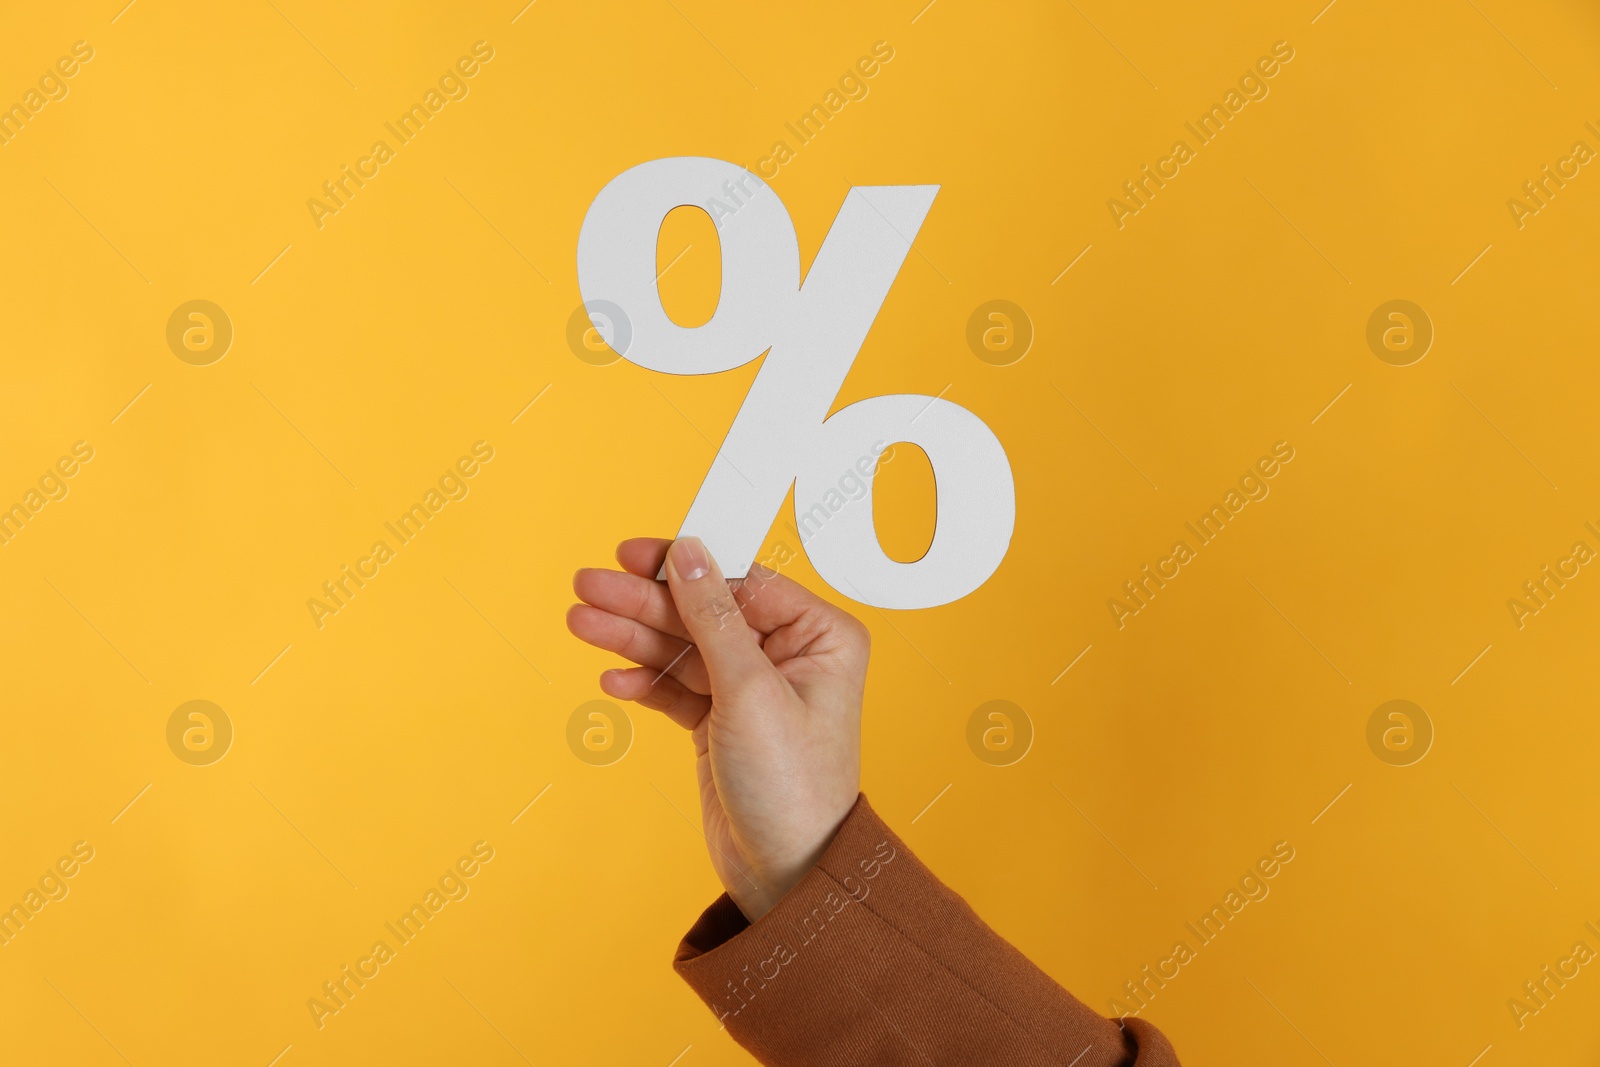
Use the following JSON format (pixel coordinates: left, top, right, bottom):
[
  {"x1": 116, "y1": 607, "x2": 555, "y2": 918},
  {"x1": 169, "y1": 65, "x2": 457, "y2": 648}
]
[{"x1": 674, "y1": 793, "x2": 1181, "y2": 1066}]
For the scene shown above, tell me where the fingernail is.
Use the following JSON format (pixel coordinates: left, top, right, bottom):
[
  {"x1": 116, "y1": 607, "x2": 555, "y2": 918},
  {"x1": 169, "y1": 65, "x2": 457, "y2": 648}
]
[{"x1": 670, "y1": 537, "x2": 711, "y2": 581}]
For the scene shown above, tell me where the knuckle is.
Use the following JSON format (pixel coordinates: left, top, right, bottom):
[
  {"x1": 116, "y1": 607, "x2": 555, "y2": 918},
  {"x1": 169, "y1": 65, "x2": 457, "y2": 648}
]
[
  {"x1": 650, "y1": 683, "x2": 682, "y2": 715},
  {"x1": 630, "y1": 580, "x2": 653, "y2": 620},
  {"x1": 693, "y1": 590, "x2": 740, "y2": 627},
  {"x1": 825, "y1": 608, "x2": 871, "y2": 655},
  {"x1": 663, "y1": 642, "x2": 694, "y2": 679}
]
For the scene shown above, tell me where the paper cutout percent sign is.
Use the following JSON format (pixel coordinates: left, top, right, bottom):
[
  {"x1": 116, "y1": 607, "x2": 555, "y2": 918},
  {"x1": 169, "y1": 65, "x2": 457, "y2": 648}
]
[{"x1": 576, "y1": 156, "x2": 1015, "y2": 609}]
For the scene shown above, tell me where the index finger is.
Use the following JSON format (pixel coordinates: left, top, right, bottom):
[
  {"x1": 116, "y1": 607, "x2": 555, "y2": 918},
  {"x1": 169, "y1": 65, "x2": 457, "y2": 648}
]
[
  {"x1": 616, "y1": 537, "x2": 671, "y2": 578},
  {"x1": 613, "y1": 535, "x2": 843, "y2": 633}
]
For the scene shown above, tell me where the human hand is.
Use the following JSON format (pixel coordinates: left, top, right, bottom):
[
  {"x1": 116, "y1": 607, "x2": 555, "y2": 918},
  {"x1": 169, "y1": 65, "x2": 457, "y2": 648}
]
[{"x1": 567, "y1": 536, "x2": 869, "y2": 921}]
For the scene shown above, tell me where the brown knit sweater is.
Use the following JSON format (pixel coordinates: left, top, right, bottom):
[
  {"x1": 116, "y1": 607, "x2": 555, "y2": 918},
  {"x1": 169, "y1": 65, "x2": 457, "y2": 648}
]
[{"x1": 674, "y1": 794, "x2": 1181, "y2": 1065}]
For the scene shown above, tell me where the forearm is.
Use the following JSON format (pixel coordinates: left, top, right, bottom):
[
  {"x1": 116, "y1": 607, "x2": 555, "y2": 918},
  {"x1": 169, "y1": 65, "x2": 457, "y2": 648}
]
[{"x1": 674, "y1": 794, "x2": 1180, "y2": 1067}]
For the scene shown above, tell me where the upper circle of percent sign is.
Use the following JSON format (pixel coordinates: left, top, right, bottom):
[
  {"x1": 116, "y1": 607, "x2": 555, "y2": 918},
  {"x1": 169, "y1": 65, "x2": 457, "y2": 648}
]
[{"x1": 576, "y1": 156, "x2": 1016, "y2": 609}]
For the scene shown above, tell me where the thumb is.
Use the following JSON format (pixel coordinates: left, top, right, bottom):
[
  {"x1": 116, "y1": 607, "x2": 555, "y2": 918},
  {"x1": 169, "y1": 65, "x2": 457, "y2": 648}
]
[{"x1": 664, "y1": 537, "x2": 772, "y2": 694}]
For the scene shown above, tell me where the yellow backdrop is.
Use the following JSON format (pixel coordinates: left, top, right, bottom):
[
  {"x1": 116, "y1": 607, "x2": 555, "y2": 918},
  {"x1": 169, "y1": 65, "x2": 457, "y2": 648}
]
[{"x1": 1, "y1": 1, "x2": 1596, "y2": 1064}]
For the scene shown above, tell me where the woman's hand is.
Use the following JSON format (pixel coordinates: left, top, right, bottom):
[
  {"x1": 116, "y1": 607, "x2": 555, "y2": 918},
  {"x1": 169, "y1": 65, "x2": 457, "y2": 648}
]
[{"x1": 567, "y1": 536, "x2": 869, "y2": 921}]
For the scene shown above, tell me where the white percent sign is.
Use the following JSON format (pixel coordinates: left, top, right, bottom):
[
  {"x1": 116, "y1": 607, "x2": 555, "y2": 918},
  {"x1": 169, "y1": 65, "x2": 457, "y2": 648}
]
[{"x1": 577, "y1": 156, "x2": 1015, "y2": 609}]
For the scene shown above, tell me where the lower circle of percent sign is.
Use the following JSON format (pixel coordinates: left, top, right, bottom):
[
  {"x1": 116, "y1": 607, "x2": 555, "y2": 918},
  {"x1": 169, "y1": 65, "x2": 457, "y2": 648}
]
[{"x1": 576, "y1": 156, "x2": 1016, "y2": 610}]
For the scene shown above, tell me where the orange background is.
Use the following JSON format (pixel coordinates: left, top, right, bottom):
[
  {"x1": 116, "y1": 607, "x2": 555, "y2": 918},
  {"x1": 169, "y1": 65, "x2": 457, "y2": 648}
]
[{"x1": 0, "y1": 1, "x2": 1596, "y2": 1064}]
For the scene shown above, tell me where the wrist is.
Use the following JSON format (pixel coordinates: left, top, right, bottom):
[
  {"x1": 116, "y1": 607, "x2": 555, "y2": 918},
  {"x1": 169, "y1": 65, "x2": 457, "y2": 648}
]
[
  {"x1": 730, "y1": 796, "x2": 859, "y2": 922},
  {"x1": 732, "y1": 854, "x2": 822, "y2": 923}
]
